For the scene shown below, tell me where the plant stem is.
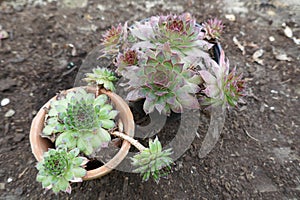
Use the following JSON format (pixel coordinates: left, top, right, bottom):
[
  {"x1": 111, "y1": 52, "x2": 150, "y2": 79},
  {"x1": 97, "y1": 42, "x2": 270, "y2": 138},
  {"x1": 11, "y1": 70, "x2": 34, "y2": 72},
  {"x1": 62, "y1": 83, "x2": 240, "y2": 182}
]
[
  {"x1": 96, "y1": 85, "x2": 100, "y2": 97},
  {"x1": 111, "y1": 131, "x2": 146, "y2": 152}
]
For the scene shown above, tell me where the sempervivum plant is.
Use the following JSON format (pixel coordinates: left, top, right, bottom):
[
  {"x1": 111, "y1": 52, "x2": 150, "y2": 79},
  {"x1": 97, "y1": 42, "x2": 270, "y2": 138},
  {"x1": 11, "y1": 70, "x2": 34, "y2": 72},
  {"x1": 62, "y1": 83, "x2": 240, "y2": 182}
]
[
  {"x1": 42, "y1": 88, "x2": 117, "y2": 155},
  {"x1": 129, "y1": 13, "x2": 213, "y2": 57},
  {"x1": 84, "y1": 67, "x2": 118, "y2": 92},
  {"x1": 199, "y1": 50, "x2": 245, "y2": 107},
  {"x1": 119, "y1": 43, "x2": 201, "y2": 115},
  {"x1": 202, "y1": 18, "x2": 225, "y2": 41},
  {"x1": 111, "y1": 131, "x2": 173, "y2": 183},
  {"x1": 131, "y1": 137, "x2": 173, "y2": 183},
  {"x1": 36, "y1": 148, "x2": 88, "y2": 194}
]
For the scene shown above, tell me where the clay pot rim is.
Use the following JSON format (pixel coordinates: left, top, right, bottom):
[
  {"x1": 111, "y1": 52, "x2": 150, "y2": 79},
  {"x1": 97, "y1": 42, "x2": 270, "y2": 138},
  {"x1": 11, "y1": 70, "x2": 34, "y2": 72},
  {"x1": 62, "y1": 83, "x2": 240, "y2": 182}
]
[{"x1": 29, "y1": 86, "x2": 135, "y2": 180}]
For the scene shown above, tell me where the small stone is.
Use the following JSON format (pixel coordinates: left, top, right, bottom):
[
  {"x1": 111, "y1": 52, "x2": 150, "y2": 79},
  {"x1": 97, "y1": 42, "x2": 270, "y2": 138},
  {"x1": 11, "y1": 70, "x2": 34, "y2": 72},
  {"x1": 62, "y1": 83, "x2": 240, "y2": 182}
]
[
  {"x1": 4, "y1": 109, "x2": 15, "y2": 117},
  {"x1": 13, "y1": 133, "x2": 25, "y2": 142},
  {"x1": 0, "y1": 78, "x2": 17, "y2": 91},
  {"x1": 15, "y1": 187, "x2": 23, "y2": 195},
  {"x1": 259, "y1": 103, "x2": 265, "y2": 112},
  {"x1": 1, "y1": 98, "x2": 10, "y2": 106},
  {"x1": 97, "y1": 4, "x2": 106, "y2": 11},
  {"x1": 0, "y1": 183, "x2": 5, "y2": 190},
  {"x1": 32, "y1": 110, "x2": 37, "y2": 116},
  {"x1": 0, "y1": 30, "x2": 9, "y2": 39},
  {"x1": 225, "y1": 14, "x2": 236, "y2": 21},
  {"x1": 270, "y1": 90, "x2": 278, "y2": 94},
  {"x1": 269, "y1": 36, "x2": 275, "y2": 42},
  {"x1": 283, "y1": 25, "x2": 293, "y2": 38},
  {"x1": 62, "y1": 0, "x2": 88, "y2": 8},
  {"x1": 0, "y1": 169, "x2": 5, "y2": 177}
]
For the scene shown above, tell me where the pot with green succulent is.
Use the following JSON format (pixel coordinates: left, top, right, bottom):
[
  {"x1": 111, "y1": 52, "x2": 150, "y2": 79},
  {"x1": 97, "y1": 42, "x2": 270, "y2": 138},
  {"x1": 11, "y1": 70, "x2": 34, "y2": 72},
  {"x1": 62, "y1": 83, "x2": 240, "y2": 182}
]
[
  {"x1": 30, "y1": 68, "x2": 173, "y2": 194},
  {"x1": 92, "y1": 13, "x2": 245, "y2": 155}
]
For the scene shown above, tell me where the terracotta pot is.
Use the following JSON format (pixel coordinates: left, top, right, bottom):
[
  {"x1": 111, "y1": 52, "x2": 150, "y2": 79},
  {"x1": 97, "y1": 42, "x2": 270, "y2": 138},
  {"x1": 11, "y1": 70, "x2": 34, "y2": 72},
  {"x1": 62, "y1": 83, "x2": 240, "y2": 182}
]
[{"x1": 29, "y1": 86, "x2": 135, "y2": 180}]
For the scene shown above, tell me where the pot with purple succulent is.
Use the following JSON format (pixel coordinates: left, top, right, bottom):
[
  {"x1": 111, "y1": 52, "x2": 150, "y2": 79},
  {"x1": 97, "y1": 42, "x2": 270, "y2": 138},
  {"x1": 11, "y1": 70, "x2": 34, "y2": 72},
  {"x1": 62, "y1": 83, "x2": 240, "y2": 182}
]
[{"x1": 90, "y1": 12, "x2": 245, "y2": 154}]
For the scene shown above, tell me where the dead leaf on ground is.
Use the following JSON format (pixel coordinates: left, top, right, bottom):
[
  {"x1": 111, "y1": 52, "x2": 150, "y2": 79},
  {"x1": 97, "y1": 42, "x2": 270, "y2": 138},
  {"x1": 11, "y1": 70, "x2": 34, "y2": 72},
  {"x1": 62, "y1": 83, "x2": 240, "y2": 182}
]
[
  {"x1": 273, "y1": 48, "x2": 292, "y2": 61},
  {"x1": 275, "y1": 53, "x2": 292, "y2": 61},
  {"x1": 233, "y1": 36, "x2": 245, "y2": 55},
  {"x1": 246, "y1": 42, "x2": 259, "y2": 48},
  {"x1": 252, "y1": 49, "x2": 264, "y2": 65},
  {"x1": 293, "y1": 37, "x2": 300, "y2": 45}
]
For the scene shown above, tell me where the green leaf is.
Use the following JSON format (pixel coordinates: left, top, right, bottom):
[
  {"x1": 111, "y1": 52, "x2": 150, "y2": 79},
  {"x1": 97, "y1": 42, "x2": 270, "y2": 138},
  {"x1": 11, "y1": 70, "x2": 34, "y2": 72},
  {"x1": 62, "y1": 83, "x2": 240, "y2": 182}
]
[
  {"x1": 56, "y1": 178, "x2": 69, "y2": 192},
  {"x1": 142, "y1": 171, "x2": 151, "y2": 181},
  {"x1": 41, "y1": 176, "x2": 52, "y2": 188},
  {"x1": 91, "y1": 128, "x2": 111, "y2": 149},
  {"x1": 63, "y1": 170, "x2": 73, "y2": 181},
  {"x1": 54, "y1": 105, "x2": 67, "y2": 113},
  {"x1": 72, "y1": 157, "x2": 83, "y2": 166},
  {"x1": 77, "y1": 137, "x2": 93, "y2": 155},
  {"x1": 48, "y1": 108, "x2": 58, "y2": 117},
  {"x1": 108, "y1": 110, "x2": 118, "y2": 119},
  {"x1": 94, "y1": 94, "x2": 108, "y2": 107},
  {"x1": 101, "y1": 119, "x2": 115, "y2": 129},
  {"x1": 72, "y1": 167, "x2": 86, "y2": 178},
  {"x1": 36, "y1": 174, "x2": 45, "y2": 182},
  {"x1": 55, "y1": 131, "x2": 77, "y2": 150},
  {"x1": 42, "y1": 125, "x2": 55, "y2": 136},
  {"x1": 69, "y1": 148, "x2": 80, "y2": 157}
]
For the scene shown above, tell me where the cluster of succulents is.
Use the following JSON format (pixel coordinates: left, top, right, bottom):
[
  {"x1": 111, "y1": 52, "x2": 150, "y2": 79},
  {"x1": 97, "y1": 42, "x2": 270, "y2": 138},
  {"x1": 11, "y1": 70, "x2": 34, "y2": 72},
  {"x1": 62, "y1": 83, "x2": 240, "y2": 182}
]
[
  {"x1": 42, "y1": 88, "x2": 117, "y2": 156},
  {"x1": 100, "y1": 12, "x2": 244, "y2": 114},
  {"x1": 36, "y1": 148, "x2": 88, "y2": 194},
  {"x1": 34, "y1": 12, "x2": 247, "y2": 194},
  {"x1": 37, "y1": 71, "x2": 174, "y2": 193}
]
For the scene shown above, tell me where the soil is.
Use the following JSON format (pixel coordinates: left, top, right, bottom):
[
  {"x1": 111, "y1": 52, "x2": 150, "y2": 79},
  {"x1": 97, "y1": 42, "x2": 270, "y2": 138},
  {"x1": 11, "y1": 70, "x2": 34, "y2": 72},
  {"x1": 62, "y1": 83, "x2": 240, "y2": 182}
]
[{"x1": 0, "y1": 0, "x2": 299, "y2": 199}]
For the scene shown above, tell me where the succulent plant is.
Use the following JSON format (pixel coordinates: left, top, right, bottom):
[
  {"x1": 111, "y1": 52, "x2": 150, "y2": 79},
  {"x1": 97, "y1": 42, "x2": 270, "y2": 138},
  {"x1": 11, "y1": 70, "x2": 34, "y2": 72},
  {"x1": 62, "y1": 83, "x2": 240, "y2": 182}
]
[
  {"x1": 101, "y1": 23, "x2": 123, "y2": 50},
  {"x1": 199, "y1": 50, "x2": 245, "y2": 107},
  {"x1": 101, "y1": 23, "x2": 128, "y2": 55},
  {"x1": 130, "y1": 13, "x2": 213, "y2": 56},
  {"x1": 131, "y1": 137, "x2": 173, "y2": 183},
  {"x1": 84, "y1": 67, "x2": 118, "y2": 91},
  {"x1": 42, "y1": 88, "x2": 118, "y2": 155},
  {"x1": 115, "y1": 49, "x2": 139, "y2": 76},
  {"x1": 119, "y1": 43, "x2": 201, "y2": 115},
  {"x1": 202, "y1": 18, "x2": 224, "y2": 40},
  {"x1": 36, "y1": 148, "x2": 88, "y2": 194}
]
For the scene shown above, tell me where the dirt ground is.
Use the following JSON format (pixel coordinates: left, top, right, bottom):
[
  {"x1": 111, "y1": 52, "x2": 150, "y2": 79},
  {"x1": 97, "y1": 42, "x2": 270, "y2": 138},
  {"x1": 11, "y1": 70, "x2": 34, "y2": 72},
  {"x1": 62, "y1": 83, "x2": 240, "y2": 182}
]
[{"x1": 0, "y1": 0, "x2": 299, "y2": 199}]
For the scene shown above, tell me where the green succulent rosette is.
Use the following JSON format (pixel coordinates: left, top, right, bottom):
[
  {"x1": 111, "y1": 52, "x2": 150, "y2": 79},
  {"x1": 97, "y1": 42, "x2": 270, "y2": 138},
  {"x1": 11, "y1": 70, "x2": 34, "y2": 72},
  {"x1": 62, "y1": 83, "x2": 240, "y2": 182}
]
[
  {"x1": 42, "y1": 88, "x2": 118, "y2": 155},
  {"x1": 36, "y1": 148, "x2": 88, "y2": 194}
]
